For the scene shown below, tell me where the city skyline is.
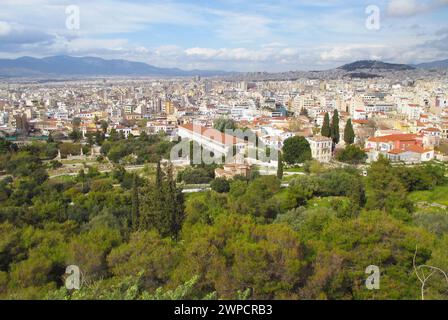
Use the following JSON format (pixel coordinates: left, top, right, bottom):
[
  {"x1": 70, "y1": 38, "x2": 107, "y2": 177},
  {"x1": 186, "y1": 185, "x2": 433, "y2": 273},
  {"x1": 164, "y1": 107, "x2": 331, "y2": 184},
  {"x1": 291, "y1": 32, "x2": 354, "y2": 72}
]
[{"x1": 0, "y1": 0, "x2": 447, "y2": 72}]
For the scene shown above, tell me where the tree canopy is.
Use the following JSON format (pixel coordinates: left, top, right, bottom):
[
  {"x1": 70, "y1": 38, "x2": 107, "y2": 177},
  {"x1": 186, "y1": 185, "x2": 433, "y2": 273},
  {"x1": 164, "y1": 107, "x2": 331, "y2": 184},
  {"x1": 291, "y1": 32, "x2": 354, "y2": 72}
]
[
  {"x1": 282, "y1": 136, "x2": 312, "y2": 165},
  {"x1": 0, "y1": 138, "x2": 447, "y2": 300}
]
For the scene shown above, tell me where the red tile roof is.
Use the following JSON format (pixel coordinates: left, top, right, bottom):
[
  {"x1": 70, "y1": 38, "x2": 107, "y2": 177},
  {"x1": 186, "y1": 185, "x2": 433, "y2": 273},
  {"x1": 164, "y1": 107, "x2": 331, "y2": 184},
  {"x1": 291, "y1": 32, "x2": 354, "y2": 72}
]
[
  {"x1": 368, "y1": 134, "x2": 417, "y2": 143},
  {"x1": 421, "y1": 127, "x2": 440, "y2": 132},
  {"x1": 388, "y1": 145, "x2": 431, "y2": 155},
  {"x1": 353, "y1": 120, "x2": 369, "y2": 124}
]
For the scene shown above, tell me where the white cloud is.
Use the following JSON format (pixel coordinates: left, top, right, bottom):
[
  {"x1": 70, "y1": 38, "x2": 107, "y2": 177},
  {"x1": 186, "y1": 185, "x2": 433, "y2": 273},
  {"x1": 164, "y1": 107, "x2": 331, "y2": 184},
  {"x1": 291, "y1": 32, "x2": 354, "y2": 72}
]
[
  {"x1": 387, "y1": 0, "x2": 429, "y2": 17},
  {"x1": 0, "y1": 0, "x2": 206, "y2": 36},
  {"x1": 320, "y1": 44, "x2": 389, "y2": 62},
  {"x1": 207, "y1": 10, "x2": 273, "y2": 43},
  {"x1": 0, "y1": 0, "x2": 446, "y2": 71},
  {"x1": 0, "y1": 21, "x2": 12, "y2": 36},
  {"x1": 387, "y1": 0, "x2": 448, "y2": 17},
  {"x1": 184, "y1": 46, "x2": 299, "y2": 62}
]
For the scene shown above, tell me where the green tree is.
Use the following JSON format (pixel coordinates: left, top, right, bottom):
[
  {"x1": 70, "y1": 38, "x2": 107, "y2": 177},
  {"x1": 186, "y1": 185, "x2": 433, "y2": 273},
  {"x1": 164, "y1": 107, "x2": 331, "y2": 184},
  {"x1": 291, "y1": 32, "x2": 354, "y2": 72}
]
[
  {"x1": 95, "y1": 130, "x2": 105, "y2": 146},
  {"x1": 282, "y1": 136, "x2": 312, "y2": 165},
  {"x1": 69, "y1": 129, "x2": 83, "y2": 142},
  {"x1": 100, "y1": 120, "x2": 109, "y2": 133},
  {"x1": 344, "y1": 118, "x2": 355, "y2": 145},
  {"x1": 277, "y1": 152, "x2": 284, "y2": 180},
  {"x1": 210, "y1": 178, "x2": 230, "y2": 193},
  {"x1": 86, "y1": 133, "x2": 95, "y2": 147},
  {"x1": 66, "y1": 227, "x2": 122, "y2": 280},
  {"x1": 174, "y1": 214, "x2": 307, "y2": 299},
  {"x1": 139, "y1": 162, "x2": 185, "y2": 240},
  {"x1": 72, "y1": 117, "x2": 81, "y2": 128},
  {"x1": 331, "y1": 110, "x2": 340, "y2": 145},
  {"x1": 365, "y1": 157, "x2": 411, "y2": 215},
  {"x1": 108, "y1": 129, "x2": 119, "y2": 142},
  {"x1": 107, "y1": 231, "x2": 178, "y2": 291},
  {"x1": 213, "y1": 117, "x2": 236, "y2": 133},
  {"x1": 335, "y1": 145, "x2": 367, "y2": 164},
  {"x1": 131, "y1": 175, "x2": 140, "y2": 232},
  {"x1": 296, "y1": 210, "x2": 434, "y2": 300},
  {"x1": 321, "y1": 113, "x2": 331, "y2": 137},
  {"x1": 0, "y1": 138, "x2": 17, "y2": 154},
  {"x1": 229, "y1": 176, "x2": 281, "y2": 220}
]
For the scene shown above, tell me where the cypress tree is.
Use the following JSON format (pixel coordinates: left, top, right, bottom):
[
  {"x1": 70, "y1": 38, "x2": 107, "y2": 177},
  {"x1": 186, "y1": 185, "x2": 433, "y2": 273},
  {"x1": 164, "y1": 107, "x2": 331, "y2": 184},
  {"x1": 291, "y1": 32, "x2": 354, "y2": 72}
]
[
  {"x1": 138, "y1": 180, "x2": 155, "y2": 231},
  {"x1": 331, "y1": 110, "x2": 340, "y2": 145},
  {"x1": 300, "y1": 108, "x2": 308, "y2": 117},
  {"x1": 131, "y1": 174, "x2": 140, "y2": 231},
  {"x1": 138, "y1": 161, "x2": 185, "y2": 240},
  {"x1": 165, "y1": 163, "x2": 185, "y2": 240},
  {"x1": 277, "y1": 152, "x2": 284, "y2": 180},
  {"x1": 321, "y1": 113, "x2": 331, "y2": 137},
  {"x1": 156, "y1": 160, "x2": 163, "y2": 188},
  {"x1": 344, "y1": 118, "x2": 355, "y2": 145}
]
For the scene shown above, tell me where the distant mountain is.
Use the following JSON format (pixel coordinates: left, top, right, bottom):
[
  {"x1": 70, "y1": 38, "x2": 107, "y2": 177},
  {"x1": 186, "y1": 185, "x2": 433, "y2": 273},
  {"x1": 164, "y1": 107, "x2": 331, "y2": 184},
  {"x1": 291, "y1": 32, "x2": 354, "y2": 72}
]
[
  {"x1": 343, "y1": 72, "x2": 383, "y2": 79},
  {"x1": 0, "y1": 55, "x2": 231, "y2": 78},
  {"x1": 338, "y1": 60, "x2": 415, "y2": 72},
  {"x1": 415, "y1": 59, "x2": 448, "y2": 69}
]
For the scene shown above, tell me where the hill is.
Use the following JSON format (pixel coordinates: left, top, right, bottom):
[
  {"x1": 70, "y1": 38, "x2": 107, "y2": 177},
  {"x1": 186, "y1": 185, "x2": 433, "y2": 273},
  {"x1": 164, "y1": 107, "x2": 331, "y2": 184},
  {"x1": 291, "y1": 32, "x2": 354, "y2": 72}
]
[
  {"x1": 338, "y1": 60, "x2": 415, "y2": 72},
  {"x1": 0, "y1": 55, "x2": 231, "y2": 78},
  {"x1": 415, "y1": 59, "x2": 448, "y2": 69}
]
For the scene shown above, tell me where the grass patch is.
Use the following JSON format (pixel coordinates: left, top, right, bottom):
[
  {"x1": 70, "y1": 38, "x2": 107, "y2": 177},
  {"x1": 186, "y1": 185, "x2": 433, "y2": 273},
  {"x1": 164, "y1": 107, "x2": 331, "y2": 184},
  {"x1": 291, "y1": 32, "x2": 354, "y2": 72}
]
[
  {"x1": 285, "y1": 167, "x2": 305, "y2": 173},
  {"x1": 49, "y1": 175, "x2": 76, "y2": 183},
  {"x1": 409, "y1": 185, "x2": 448, "y2": 206},
  {"x1": 306, "y1": 196, "x2": 350, "y2": 209}
]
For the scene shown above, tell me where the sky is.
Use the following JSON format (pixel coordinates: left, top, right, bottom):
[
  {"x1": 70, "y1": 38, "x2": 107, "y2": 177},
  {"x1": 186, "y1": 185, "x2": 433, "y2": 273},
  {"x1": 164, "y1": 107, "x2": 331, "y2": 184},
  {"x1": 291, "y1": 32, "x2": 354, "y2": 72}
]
[{"x1": 0, "y1": 0, "x2": 447, "y2": 72}]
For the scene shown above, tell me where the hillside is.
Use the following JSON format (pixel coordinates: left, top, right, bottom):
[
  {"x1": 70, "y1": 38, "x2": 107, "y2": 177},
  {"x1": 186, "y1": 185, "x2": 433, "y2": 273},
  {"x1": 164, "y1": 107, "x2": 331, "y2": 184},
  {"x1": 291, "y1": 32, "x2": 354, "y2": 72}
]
[
  {"x1": 416, "y1": 59, "x2": 448, "y2": 69},
  {"x1": 0, "y1": 55, "x2": 231, "y2": 78},
  {"x1": 338, "y1": 60, "x2": 415, "y2": 72}
]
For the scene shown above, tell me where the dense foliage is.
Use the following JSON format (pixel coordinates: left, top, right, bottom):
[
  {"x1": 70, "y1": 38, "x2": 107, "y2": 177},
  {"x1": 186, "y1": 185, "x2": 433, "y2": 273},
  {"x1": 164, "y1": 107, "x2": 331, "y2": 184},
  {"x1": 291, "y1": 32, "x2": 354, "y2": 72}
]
[
  {"x1": 100, "y1": 132, "x2": 176, "y2": 164},
  {"x1": 213, "y1": 117, "x2": 237, "y2": 133},
  {"x1": 344, "y1": 119, "x2": 355, "y2": 145},
  {"x1": 0, "y1": 137, "x2": 447, "y2": 300},
  {"x1": 282, "y1": 136, "x2": 312, "y2": 165},
  {"x1": 335, "y1": 145, "x2": 367, "y2": 164}
]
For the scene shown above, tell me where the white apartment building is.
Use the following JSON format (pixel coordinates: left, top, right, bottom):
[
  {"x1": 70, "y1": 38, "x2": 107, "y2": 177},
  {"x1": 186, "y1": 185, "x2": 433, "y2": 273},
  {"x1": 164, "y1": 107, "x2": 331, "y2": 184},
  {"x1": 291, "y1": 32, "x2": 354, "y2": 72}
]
[
  {"x1": 147, "y1": 122, "x2": 176, "y2": 135},
  {"x1": 76, "y1": 112, "x2": 95, "y2": 120},
  {"x1": 365, "y1": 103, "x2": 396, "y2": 113},
  {"x1": 353, "y1": 109, "x2": 367, "y2": 120},
  {"x1": 306, "y1": 136, "x2": 333, "y2": 163},
  {"x1": 113, "y1": 125, "x2": 132, "y2": 139}
]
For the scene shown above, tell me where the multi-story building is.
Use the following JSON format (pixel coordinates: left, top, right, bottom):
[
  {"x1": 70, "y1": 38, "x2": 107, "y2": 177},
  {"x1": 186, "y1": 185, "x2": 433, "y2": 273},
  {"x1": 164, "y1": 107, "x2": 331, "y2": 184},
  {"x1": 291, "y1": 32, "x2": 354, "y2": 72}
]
[
  {"x1": 365, "y1": 134, "x2": 434, "y2": 163},
  {"x1": 306, "y1": 136, "x2": 332, "y2": 163}
]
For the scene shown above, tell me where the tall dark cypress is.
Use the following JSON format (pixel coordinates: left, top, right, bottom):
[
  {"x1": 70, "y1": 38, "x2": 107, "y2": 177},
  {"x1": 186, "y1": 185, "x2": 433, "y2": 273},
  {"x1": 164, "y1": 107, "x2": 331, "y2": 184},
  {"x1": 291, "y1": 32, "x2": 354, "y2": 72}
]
[
  {"x1": 156, "y1": 160, "x2": 163, "y2": 188},
  {"x1": 344, "y1": 118, "x2": 355, "y2": 145},
  {"x1": 138, "y1": 161, "x2": 185, "y2": 240},
  {"x1": 321, "y1": 113, "x2": 331, "y2": 137},
  {"x1": 166, "y1": 163, "x2": 185, "y2": 240},
  {"x1": 131, "y1": 174, "x2": 140, "y2": 231},
  {"x1": 331, "y1": 110, "x2": 340, "y2": 145},
  {"x1": 277, "y1": 152, "x2": 284, "y2": 180}
]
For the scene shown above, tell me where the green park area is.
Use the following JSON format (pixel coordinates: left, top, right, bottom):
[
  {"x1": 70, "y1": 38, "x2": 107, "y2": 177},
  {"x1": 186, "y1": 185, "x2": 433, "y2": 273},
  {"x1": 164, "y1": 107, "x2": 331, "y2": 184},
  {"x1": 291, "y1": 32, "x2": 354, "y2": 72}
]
[{"x1": 1, "y1": 134, "x2": 448, "y2": 300}]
